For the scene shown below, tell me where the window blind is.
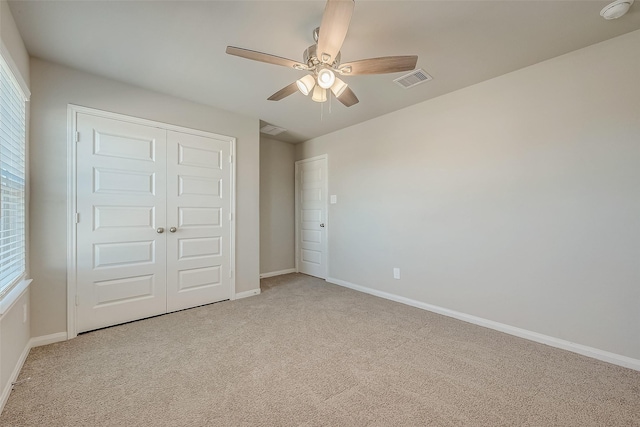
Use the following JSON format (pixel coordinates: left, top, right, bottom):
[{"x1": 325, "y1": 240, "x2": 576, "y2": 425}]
[{"x1": 0, "y1": 54, "x2": 26, "y2": 296}]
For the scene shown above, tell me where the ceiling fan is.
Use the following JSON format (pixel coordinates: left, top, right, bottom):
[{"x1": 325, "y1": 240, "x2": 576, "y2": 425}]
[{"x1": 226, "y1": 0, "x2": 418, "y2": 107}]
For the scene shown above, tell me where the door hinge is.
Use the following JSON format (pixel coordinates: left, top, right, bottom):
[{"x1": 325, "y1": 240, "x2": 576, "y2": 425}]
[
  {"x1": 75, "y1": 212, "x2": 80, "y2": 223},
  {"x1": 229, "y1": 212, "x2": 232, "y2": 221},
  {"x1": 75, "y1": 131, "x2": 80, "y2": 143},
  {"x1": 229, "y1": 154, "x2": 233, "y2": 164},
  {"x1": 229, "y1": 270, "x2": 233, "y2": 278},
  {"x1": 75, "y1": 295, "x2": 80, "y2": 306}
]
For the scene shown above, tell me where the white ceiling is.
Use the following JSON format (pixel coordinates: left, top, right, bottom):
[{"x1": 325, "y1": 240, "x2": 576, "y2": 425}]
[{"x1": 8, "y1": 0, "x2": 640, "y2": 143}]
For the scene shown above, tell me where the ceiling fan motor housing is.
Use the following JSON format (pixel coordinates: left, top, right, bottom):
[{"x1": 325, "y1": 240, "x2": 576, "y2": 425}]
[{"x1": 304, "y1": 45, "x2": 341, "y2": 70}]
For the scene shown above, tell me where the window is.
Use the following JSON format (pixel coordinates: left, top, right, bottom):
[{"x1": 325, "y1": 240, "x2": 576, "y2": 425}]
[{"x1": 0, "y1": 53, "x2": 27, "y2": 298}]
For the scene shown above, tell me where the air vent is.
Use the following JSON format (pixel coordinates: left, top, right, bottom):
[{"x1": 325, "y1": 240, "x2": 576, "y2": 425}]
[
  {"x1": 260, "y1": 124, "x2": 287, "y2": 136},
  {"x1": 393, "y1": 69, "x2": 432, "y2": 89}
]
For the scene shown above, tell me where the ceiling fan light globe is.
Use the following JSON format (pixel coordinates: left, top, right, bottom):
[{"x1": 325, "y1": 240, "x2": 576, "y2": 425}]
[
  {"x1": 295, "y1": 80, "x2": 308, "y2": 95},
  {"x1": 296, "y1": 75, "x2": 316, "y2": 96},
  {"x1": 330, "y1": 78, "x2": 348, "y2": 98},
  {"x1": 317, "y1": 68, "x2": 336, "y2": 89},
  {"x1": 312, "y1": 86, "x2": 327, "y2": 103}
]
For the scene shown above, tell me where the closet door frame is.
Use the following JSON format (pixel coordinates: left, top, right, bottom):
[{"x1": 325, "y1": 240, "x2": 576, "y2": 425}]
[{"x1": 66, "y1": 104, "x2": 237, "y2": 339}]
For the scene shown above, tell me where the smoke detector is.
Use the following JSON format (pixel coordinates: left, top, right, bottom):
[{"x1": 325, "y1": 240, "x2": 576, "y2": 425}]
[{"x1": 600, "y1": 0, "x2": 634, "y2": 19}]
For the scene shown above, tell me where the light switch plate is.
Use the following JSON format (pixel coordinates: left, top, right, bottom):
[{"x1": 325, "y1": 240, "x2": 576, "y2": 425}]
[{"x1": 330, "y1": 195, "x2": 337, "y2": 204}]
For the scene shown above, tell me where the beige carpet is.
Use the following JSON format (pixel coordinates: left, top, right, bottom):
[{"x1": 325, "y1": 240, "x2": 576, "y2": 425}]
[{"x1": 1, "y1": 273, "x2": 639, "y2": 426}]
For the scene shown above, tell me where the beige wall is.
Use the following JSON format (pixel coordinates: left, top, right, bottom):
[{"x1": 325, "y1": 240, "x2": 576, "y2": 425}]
[
  {"x1": 0, "y1": 0, "x2": 31, "y2": 410},
  {"x1": 29, "y1": 58, "x2": 260, "y2": 337},
  {"x1": 1, "y1": 0, "x2": 28, "y2": 83},
  {"x1": 297, "y1": 30, "x2": 640, "y2": 360},
  {"x1": 260, "y1": 137, "x2": 295, "y2": 274}
]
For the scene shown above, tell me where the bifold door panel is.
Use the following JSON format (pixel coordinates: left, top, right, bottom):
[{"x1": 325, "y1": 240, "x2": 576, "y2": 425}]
[
  {"x1": 74, "y1": 112, "x2": 232, "y2": 333},
  {"x1": 165, "y1": 131, "x2": 231, "y2": 312}
]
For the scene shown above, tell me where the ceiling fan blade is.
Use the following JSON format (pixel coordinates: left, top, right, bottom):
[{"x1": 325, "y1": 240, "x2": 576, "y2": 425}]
[
  {"x1": 339, "y1": 56, "x2": 418, "y2": 75},
  {"x1": 267, "y1": 82, "x2": 299, "y2": 101},
  {"x1": 226, "y1": 46, "x2": 307, "y2": 70},
  {"x1": 316, "y1": 0, "x2": 354, "y2": 64},
  {"x1": 337, "y1": 86, "x2": 359, "y2": 107}
]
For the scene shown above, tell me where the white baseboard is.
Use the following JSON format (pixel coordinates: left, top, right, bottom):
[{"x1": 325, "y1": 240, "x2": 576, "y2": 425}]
[
  {"x1": 326, "y1": 277, "x2": 640, "y2": 372},
  {"x1": 234, "y1": 289, "x2": 261, "y2": 300},
  {"x1": 259, "y1": 268, "x2": 296, "y2": 279},
  {"x1": 0, "y1": 337, "x2": 31, "y2": 414},
  {"x1": 30, "y1": 332, "x2": 67, "y2": 348},
  {"x1": 0, "y1": 331, "x2": 68, "y2": 414}
]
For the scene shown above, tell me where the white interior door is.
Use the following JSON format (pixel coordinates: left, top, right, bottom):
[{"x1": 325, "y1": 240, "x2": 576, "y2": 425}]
[
  {"x1": 166, "y1": 130, "x2": 231, "y2": 312},
  {"x1": 74, "y1": 109, "x2": 234, "y2": 334},
  {"x1": 76, "y1": 113, "x2": 168, "y2": 333},
  {"x1": 296, "y1": 156, "x2": 328, "y2": 278}
]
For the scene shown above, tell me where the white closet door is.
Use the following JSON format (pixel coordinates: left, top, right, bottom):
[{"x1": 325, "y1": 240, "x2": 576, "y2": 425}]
[
  {"x1": 165, "y1": 131, "x2": 231, "y2": 311},
  {"x1": 76, "y1": 114, "x2": 168, "y2": 333}
]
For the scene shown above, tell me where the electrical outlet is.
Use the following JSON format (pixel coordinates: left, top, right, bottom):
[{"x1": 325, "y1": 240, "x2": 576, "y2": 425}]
[
  {"x1": 23, "y1": 303, "x2": 27, "y2": 323},
  {"x1": 393, "y1": 268, "x2": 400, "y2": 279}
]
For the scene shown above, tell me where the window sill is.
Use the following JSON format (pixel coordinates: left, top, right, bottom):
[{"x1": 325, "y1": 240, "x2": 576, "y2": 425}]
[{"x1": 0, "y1": 279, "x2": 32, "y2": 316}]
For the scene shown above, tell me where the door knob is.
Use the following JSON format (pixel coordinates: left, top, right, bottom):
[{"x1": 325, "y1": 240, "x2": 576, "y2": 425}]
[
  {"x1": 169, "y1": 227, "x2": 177, "y2": 233},
  {"x1": 156, "y1": 227, "x2": 165, "y2": 233},
  {"x1": 320, "y1": 223, "x2": 325, "y2": 228}
]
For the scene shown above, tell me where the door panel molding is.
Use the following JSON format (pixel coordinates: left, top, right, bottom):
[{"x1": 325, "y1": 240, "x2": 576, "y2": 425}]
[{"x1": 67, "y1": 105, "x2": 236, "y2": 338}]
